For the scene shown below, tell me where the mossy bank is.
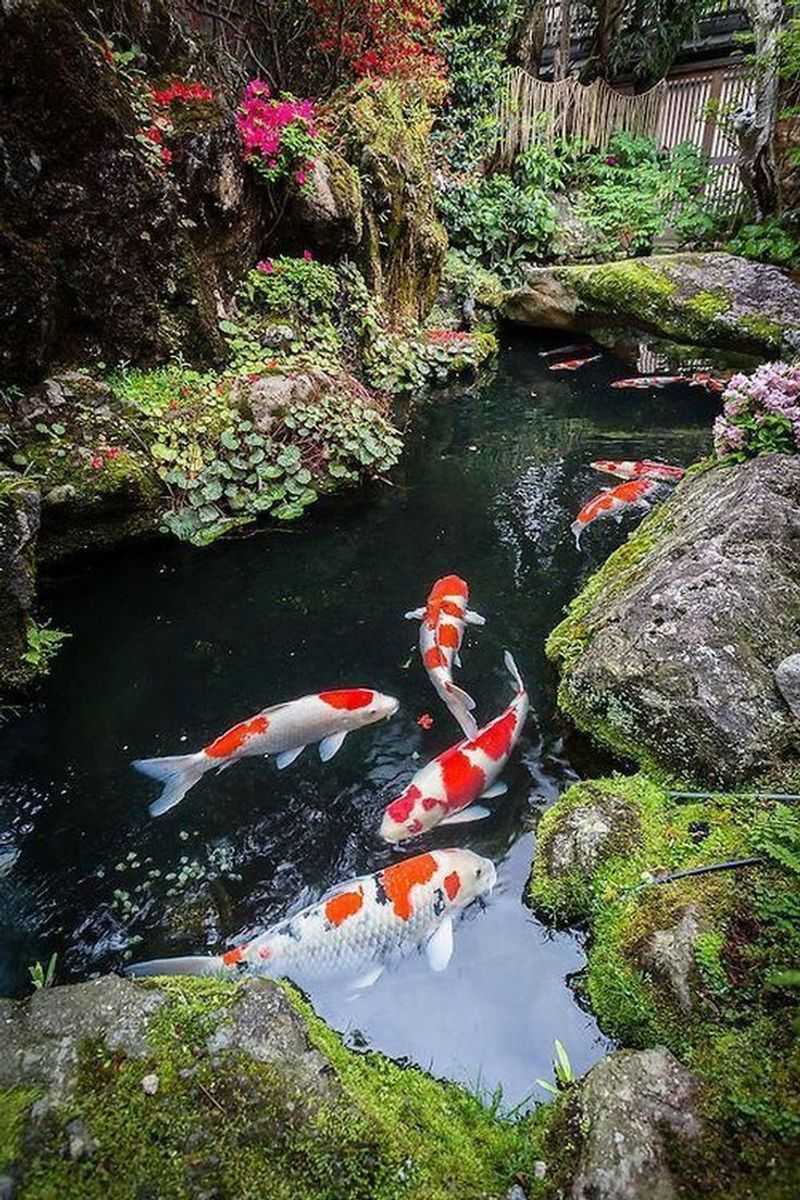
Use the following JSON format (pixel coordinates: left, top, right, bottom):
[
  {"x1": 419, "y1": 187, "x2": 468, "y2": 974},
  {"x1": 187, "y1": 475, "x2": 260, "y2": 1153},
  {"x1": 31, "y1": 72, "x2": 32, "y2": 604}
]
[{"x1": 529, "y1": 773, "x2": 800, "y2": 1198}]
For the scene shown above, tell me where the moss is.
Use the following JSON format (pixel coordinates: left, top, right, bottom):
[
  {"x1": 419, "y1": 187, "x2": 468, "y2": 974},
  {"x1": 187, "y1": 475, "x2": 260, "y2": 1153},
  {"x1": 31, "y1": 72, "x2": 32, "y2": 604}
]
[
  {"x1": 570, "y1": 260, "x2": 676, "y2": 325},
  {"x1": 0, "y1": 1087, "x2": 41, "y2": 1172},
  {"x1": 684, "y1": 289, "x2": 731, "y2": 320},
  {"x1": 737, "y1": 314, "x2": 785, "y2": 348},
  {"x1": 10, "y1": 977, "x2": 556, "y2": 1200}
]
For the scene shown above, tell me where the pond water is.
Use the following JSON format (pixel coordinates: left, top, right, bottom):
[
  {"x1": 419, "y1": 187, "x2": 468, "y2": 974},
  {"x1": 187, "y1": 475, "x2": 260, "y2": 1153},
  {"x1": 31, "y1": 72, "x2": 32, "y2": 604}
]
[{"x1": 0, "y1": 329, "x2": 722, "y2": 1108}]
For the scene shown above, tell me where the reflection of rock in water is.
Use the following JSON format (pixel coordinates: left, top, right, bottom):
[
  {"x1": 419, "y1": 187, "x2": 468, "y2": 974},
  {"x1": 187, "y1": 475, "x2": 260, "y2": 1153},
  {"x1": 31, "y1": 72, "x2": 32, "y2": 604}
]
[{"x1": 494, "y1": 459, "x2": 568, "y2": 582}]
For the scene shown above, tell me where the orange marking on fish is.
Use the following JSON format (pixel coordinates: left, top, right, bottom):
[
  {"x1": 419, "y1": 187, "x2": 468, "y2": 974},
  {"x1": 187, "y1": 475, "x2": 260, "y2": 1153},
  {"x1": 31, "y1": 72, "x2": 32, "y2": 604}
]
[
  {"x1": 439, "y1": 600, "x2": 464, "y2": 618},
  {"x1": 424, "y1": 646, "x2": 446, "y2": 670},
  {"x1": 429, "y1": 575, "x2": 468, "y2": 602},
  {"x1": 440, "y1": 749, "x2": 485, "y2": 809},
  {"x1": 387, "y1": 785, "x2": 420, "y2": 823},
  {"x1": 380, "y1": 853, "x2": 438, "y2": 920},
  {"x1": 325, "y1": 889, "x2": 363, "y2": 926},
  {"x1": 438, "y1": 623, "x2": 460, "y2": 649},
  {"x1": 205, "y1": 714, "x2": 269, "y2": 759},
  {"x1": 222, "y1": 946, "x2": 245, "y2": 967},
  {"x1": 444, "y1": 871, "x2": 460, "y2": 900},
  {"x1": 319, "y1": 689, "x2": 374, "y2": 710},
  {"x1": 475, "y1": 709, "x2": 517, "y2": 760}
]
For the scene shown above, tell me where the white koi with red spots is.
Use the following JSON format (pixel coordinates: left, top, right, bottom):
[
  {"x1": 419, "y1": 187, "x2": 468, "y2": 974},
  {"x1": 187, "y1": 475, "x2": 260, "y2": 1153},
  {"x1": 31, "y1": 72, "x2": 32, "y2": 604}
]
[
  {"x1": 571, "y1": 478, "x2": 657, "y2": 549},
  {"x1": 127, "y1": 848, "x2": 496, "y2": 986},
  {"x1": 380, "y1": 652, "x2": 528, "y2": 843},
  {"x1": 590, "y1": 458, "x2": 685, "y2": 484},
  {"x1": 405, "y1": 574, "x2": 486, "y2": 739},
  {"x1": 132, "y1": 688, "x2": 399, "y2": 817}
]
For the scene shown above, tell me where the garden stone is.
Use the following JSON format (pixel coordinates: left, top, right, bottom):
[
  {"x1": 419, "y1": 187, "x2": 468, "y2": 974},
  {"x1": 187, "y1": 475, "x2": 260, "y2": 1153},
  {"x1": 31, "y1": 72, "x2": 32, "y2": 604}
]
[
  {"x1": 547, "y1": 453, "x2": 800, "y2": 786},
  {"x1": 637, "y1": 905, "x2": 708, "y2": 1014},
  {"x1": 571, "y1": 1048, "x2": 703, "y2": 1200},
  {"x1": 774, "y1": 653, "x2": 800, "y2": 718}
]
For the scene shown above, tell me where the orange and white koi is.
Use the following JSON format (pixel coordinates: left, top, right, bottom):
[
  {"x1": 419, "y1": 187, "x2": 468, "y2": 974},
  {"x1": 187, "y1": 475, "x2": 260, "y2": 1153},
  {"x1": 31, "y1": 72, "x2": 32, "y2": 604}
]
[
  {"x1": 133, "y1": 688, "x2": 399, "y2": 817},
  {"x1": 405, "y1": 574, "x2": 486, "y2": 739},
  {"x1": 610, "y1": 375, "x2": 686, "y2": 390},
  {"x1": 571, "y1": 478, "x2": 657, "y2": 548},
  {"x1": 548, "y1": 355, "x2": 602, "y2": 371},
  {"x1": 689, "y1": 371, "x2": 726, "y2": 394},
  {"x1": 380, "y1": 652, "x2": 528, "y2": 843},
  {"x1": 591, "y1": 458, "x2": 685, "y2": 484},
  {"x1": 127, "y1": 848, "x2": 496, "y2": 987}
]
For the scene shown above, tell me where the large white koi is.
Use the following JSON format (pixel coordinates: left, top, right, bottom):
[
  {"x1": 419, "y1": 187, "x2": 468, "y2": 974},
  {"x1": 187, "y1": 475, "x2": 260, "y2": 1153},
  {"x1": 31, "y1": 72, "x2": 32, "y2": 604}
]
[
  {"x1": 133, "y1": 688, "x2": 399, "y2": 817},
  {"x1": 127, "y1": 848, "x2": 496, "y2": 987},
  {"x1": 380, "y1": 652, "x2": 528, "y2": 843},
  {"x1": 405, "y1": 575, "x2": 485, "y2": 739}
]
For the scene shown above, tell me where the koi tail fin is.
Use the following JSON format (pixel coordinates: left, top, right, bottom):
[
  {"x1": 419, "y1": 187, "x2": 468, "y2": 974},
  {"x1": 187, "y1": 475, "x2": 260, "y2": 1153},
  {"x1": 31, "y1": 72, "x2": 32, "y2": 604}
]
[
  {"x1": 126, "y1": 954, "x2": 225, "y2": 978},
  {"x1": 504, "y1": 650, "x2": 525, "y2": 695},
  {"x1": 570, "y1": 520, "x2": 583, "y2": 549},
  {"x1": 132, "y1": 752, "x2": 209, "y2": 817},
  {"x1": 444, "y1": 682, "x2": 478, "y2": 739}
]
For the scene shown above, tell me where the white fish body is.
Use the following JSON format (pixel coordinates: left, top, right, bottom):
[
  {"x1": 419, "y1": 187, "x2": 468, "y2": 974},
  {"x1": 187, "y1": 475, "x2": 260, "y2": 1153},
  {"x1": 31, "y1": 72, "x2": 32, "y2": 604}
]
[
  {"x1": 405, "y1": 574, "x2": 485, "y2": 739},
  {"x1": 127, "y1": 848, "x2": 496, "y2": 985},
  {"x1": 133, "y1": 688, "x2": 399, "y2": 816},
  {"x1": 380, "y1": 652, "x2": 529, "y2": 843}
]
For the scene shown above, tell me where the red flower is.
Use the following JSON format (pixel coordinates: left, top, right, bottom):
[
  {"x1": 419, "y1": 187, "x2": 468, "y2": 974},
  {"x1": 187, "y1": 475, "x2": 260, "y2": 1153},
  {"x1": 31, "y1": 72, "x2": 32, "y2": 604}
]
[
  {"x1": 90, "y1": 455, "x2": 104, "y2": 470},
  {"x1": 302, "y1": 249, "x2": 314, "y2": 261},
  {"x1": 145, "y1": 126, "x2": 162, "y2": 144},
  {"x1": 105, "y1": 447, "x2": 121, "y2": 461},
  {"x1": 161, "y1": 146, "x2": 173, "y2": 166},
  {"x1": 256, "y1": 259, "x2": 274, "y2": 274},
  {"x1": 416, "y1": 713, "x2": 434, "y2": 730}
]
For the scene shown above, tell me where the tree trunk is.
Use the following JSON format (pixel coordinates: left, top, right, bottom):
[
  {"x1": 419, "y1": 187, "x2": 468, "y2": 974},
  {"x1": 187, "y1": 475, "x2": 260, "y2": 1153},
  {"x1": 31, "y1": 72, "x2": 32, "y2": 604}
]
[
  {"x1": 555, "y1": 0, "x2": 572, "y2": 80},
  {"x1": 739, "y1": 0, "x2": 782, "y2": 218},
  {"x1": 508, "y1": 0, "x2": 546, "y2": 74}
]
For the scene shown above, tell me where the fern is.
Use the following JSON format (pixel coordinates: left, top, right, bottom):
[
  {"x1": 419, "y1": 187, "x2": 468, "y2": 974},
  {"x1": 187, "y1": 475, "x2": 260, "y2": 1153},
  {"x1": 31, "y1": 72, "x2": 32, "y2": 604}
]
[{"x1": 753, "y1": 805, "x2": 800, "y2": 877}]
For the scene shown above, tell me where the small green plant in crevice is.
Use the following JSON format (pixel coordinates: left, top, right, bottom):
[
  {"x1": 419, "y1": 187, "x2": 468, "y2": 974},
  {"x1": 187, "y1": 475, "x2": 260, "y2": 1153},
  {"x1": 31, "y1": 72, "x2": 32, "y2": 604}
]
[
  {"x1": 535, "y1": 1039, "x2": 576, "y2": 1096},
  {"x1": 28, "y1": 952, "x2": 57, "y2": 991},
  {"x1": 21, "y1": 622, "x2": 71, "y2": 676},
  {"x1": 727, "y1": 216, "x2": 800, "y2": 268}
]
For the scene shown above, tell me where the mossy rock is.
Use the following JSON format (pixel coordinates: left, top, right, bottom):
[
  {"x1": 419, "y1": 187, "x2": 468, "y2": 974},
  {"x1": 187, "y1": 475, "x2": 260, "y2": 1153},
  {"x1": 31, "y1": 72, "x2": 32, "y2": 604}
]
[
  {"x1": 0, "y1": 975, "x2": 552, "y2": 1199},
  {"x1": 504, "y1": 252, "x2": 800, "y2": 355}
]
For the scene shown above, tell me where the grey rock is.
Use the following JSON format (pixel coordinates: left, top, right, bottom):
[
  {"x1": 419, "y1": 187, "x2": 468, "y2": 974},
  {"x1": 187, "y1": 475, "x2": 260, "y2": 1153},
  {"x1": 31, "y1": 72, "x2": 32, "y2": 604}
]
[
  {"x1": 206, "y1": 979, "x2": 335, "y2": 1099},
  {"x1": 544, "y1": 791, "x2": 636, "y2": 879},
  {"x1": 775, "y1": 653, "x2": 800, "y2": 719},
  {"x1": 44, "y1": 484, "x2": 77, "y2": 507},
  {"x1": 638, "y1": 905, "x2": 708, "y2": 1014},
  {"x1": 506, "y1": 1186, "x2": 528, "y2": 1200},
  {"x1": 260, "y1": 324, "x2": 296, "y2": 350},
  {"x1": 141, "y1": 1072, "x2": 160, "y2": 1095},
  {"x1": 289, "y1": 150, "x2": 362, "y2": 250},
  {"x1": 504, "y1": 252, "x2": 800, "y2": 354},
  {"x1": 549, "y1": 454, "x2": 800, "y2": 787},
  {"x1": 0, "y1": 470, "x2": 41, "y2": 691},
  {"x1": 66, "y1": 1117, "x2": 96, "y2": 1161},
  {"x1": 0, "y1": 1174, "x2": 14, "y2": 1200},
  {"x1": 231, "y1": 369, "x2": 331, "y2": 433},
  {"x1": 533, "y1": 1160, "x2": 547, "y2": 1180},
  {"x1": 571, "y1": 1048, "x2": 703, "y2": 1200}
]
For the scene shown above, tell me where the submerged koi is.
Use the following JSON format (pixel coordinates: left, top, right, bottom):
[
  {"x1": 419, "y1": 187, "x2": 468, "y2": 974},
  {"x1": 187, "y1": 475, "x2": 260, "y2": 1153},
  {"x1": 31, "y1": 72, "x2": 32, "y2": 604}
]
[
  {"x1": 133, "y1": 688, "x2": 399, "y2": 817},
  {"x1": 610, "y1": 375, "x2": 686, "y2": 389},
  {"x1": 689, "y1": 371, "x2": 726, "y2": 393},
  {"x1": 405, "y1": 575, "x2": 486, "y2": 739},
  {"x1": 538, "y1": 343, "x2": 595, "y2": 359},
  {"x1": 548, "y1": 355, "x2": 602, "y2": 371},
  {"x1": 127, "y1": 848, "x2": 496, "y2": 987},
  {"x1": 571, "y1": 478, "x2": 657, "y2": 548},
  {"x1": 380, "y1": 652, "x2": 529, "y2": 843},
  {"x1": 591, "y1": 458, "x2": 685, "y2": 484}
]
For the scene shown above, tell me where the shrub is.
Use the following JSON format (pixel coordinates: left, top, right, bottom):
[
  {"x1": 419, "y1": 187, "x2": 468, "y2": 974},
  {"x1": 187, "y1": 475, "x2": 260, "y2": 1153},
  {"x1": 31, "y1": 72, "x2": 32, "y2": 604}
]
[
  {"x1": 713, "y1": 361, "x2": 800, "y2": 460},
  {"x1": 437, "y1": 174, "x2": 556, "y2": 280},
  {"x1": 237, "y1": 80, "x2": 318, "y2": 189},
  {"x1": 727, "y1": 217, "x2": 800, "y2": 268}
]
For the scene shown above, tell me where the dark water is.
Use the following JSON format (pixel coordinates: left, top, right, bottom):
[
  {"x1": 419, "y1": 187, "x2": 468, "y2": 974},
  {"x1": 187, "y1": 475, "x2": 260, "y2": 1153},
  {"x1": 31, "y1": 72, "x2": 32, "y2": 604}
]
[{"x1": 0, "y1": 330, "x2": 720, "y2": 1107}]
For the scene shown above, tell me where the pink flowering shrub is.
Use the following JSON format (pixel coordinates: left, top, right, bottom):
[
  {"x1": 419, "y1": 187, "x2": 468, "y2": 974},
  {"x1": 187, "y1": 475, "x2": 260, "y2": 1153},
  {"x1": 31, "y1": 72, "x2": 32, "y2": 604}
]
[
  {"x1": 714, "y1": 361, "x2": 800, "y2": 460},
  {"x1": 237, "y1": 79, "x2": 318, "y2": 189}
]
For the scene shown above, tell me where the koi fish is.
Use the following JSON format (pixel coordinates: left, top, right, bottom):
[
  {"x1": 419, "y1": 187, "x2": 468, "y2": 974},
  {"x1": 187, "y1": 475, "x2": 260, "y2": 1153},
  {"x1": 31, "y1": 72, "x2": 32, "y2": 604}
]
[
  {"x1": 380, "y1": 652, "x2": 529, "y2": 843},
  {"x1": 548, "y1": 355, "x2": 602, "y2": 371},
  {"x1": 133, "y1": 688, "x2": 399, "y2": 817},
  {"x1": 538, "y1": 343, "x2": 595, "y2": 359},
  {"x1": 405, "y1": 575, "x2": 485, "y2": 739},
  {"x1": 571, "y1": 478, "x2": 657, "y2": 548},
  {"x1": 610, "y1": 375, "x2": 686, "y2": 389},
  {"x1": 591, "y1": 458, "x2": 685, "y2": 484},
  {"x1": 689, "y1": 371, "x2": 726, "y2": 394},
  {"x1": 127, "y1": 848, "x2": 496, "y2": 987}
]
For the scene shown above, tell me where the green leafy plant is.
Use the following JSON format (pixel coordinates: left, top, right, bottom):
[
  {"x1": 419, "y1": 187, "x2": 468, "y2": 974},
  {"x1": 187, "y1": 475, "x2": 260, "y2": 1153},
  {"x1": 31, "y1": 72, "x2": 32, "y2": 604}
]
[
  {"x1": 437, "y1": 174, "x2": 557, "y2": 280},
  {"x1": 727, "y1": 217, "x2": 800, "y2": 268},
  {"x1": 22, "y1": 622, "x2": 71, "y2": 675},
  {"x1": 29, "y1": 952, "x2": 57, "y2": 990},
  {"x1": 535, "y1": 1039, "x2": 575, "y2": 1095}
]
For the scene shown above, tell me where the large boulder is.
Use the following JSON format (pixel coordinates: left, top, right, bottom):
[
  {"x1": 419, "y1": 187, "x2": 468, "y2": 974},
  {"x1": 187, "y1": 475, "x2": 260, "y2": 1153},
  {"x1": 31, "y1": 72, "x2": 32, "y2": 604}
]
[
  {"x1": 547, "y1": 454, "x2": 800, "y2": 787},
  {"x1": 570, "y1": 1048, "x2": 704, "y2": 1200},
  {"x1": 504, "y1": 253, "x2": 800, "y2": 355},
  {"x1": 0, "y1": 470, "x2": 40, "y2": 692}
]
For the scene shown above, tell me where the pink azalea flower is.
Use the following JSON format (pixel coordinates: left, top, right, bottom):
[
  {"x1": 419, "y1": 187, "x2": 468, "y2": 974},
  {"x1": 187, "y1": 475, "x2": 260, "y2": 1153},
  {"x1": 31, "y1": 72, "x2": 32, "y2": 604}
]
[
  {"x1": 302, "y1": 249, "x2": 314, "y2": 261},
  {"x1": 256, "y1": 260, "x2": 274, "y2": 274}
]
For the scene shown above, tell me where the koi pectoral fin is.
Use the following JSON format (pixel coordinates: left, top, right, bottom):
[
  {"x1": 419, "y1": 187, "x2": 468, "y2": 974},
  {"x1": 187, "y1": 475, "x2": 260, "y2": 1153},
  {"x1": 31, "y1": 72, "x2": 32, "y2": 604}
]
[
  {"x1": 464, "y1": 610, "x2": 486, "y2": 626},
  {"x1": 439, "y1": 804, "x2": 491, "y2": 825},
  {"x1": 481, "y1": 781, "x2": 508, "y2": 799},
  {"x1": 349, "y1": 964, "x2": 384, "y2": 991},
  {"x1": 275, "y1": 746, "x2": 305, "y2": 770},
  {"x1": 404, "y1": 608, "x2": 425, "y2": 620},
  {"x1": 318, "y1": 731, "x2": 347, "y2": 762},
  {"x1": 454, "y1": 651, "x2": 462, "y2": 669},
  {"x1": 426, "y1": 916, "x2": 453, "y2": 972}
]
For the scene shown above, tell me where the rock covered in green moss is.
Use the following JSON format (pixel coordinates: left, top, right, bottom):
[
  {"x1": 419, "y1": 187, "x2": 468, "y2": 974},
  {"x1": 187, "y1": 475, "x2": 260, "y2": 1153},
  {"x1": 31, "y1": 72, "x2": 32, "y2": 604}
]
[
  {"x1": 503, "y1": 253, "x2": 800, "y2": 354},
  {"x1": 546, "y1": 454, "x2": 800, "y2": 788},
  {"x1": 0, "y1": 975, "x2": 548, "y2": 1199},
  {"x1": 0, "y1": 470, "x2": 41, "y2": 693}
]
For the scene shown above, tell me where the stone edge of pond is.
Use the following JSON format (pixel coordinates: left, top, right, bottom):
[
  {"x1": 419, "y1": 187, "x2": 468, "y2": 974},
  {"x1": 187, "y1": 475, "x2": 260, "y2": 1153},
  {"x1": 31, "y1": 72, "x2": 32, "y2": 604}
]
[{"x1": 527, "y1": 771, "x2": 800, "y2": 1199}]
